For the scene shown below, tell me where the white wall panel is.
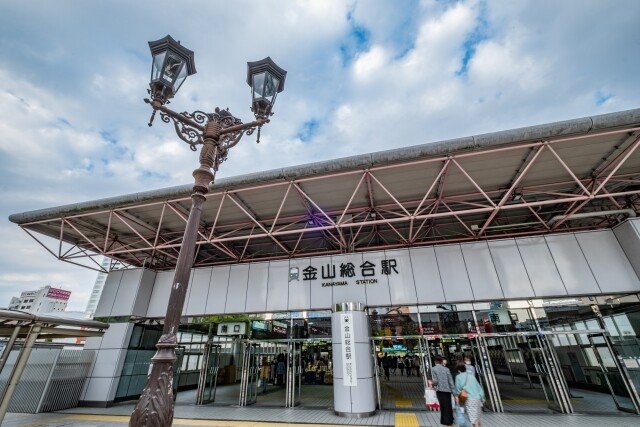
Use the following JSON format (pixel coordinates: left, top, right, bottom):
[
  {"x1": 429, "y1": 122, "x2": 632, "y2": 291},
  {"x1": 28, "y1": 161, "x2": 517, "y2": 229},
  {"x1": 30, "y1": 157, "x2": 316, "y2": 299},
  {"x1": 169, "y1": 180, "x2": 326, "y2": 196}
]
[
  {"x1": 185, "y1": 268, "x2": 212, "y2": 316},
  {"x1": 89, "y1": 349, "x2": 126, "y2": 378},
  {"x1": 517, "y1": 237, "x2": 567, "y2": 297},
  {"x1": 110, "y1": 270, "x2": 143, "y2": 317},
  {"x1": 245, "y1": 262, "x2": 270, "y2": 313},
  {"x1": 613, "y1": 220, "x2": 640, "y2": 282},
  {"x1": 81, "y1": 377, "x2": 117, "y2": 402},
  {"x1": 289, "y1": 257, "x2": 314, "y2": 310},
  {"x1": 308, "y1": 256, "x2": 333, "y2": 310},
  {"x1": 94, "y1": 270, "x2": 123, "y2": 318},
  {"x1": 360, "y1": 251, "x2": 391, "y2": 306},
  {"x1": 576, "y1": 230, "x2": 640, "y2": 293},
  {"x1": 386, "y1": 249, "x2": 418, "y2": 306},
  {"x1": 132, "y1": 269, "x2": 156, "y2": 317},
  {"x1": 267, "y1": 260, "x2": 290, "y2": 312},
  {"x1": 488, "y1": 239, "x2": 535, "y2": 299},
  {"x1": 460, "y1": 242, "x2": 504, "y2": 300},
  {"x1": 146, "y1": 271, "x2": 174, "y2": 318},
  {"x1": 329, "y1": 253, "x2": 368, "y2": 306},
  {"x1": 409, "y1": 247, "x2": 446, "y2": 303},
  {"x1": 225, "y1": 264, "x2": 250, "y2": 313},
  {"x1": 435, "y1": 245, "x2": 474, "y2": 302},
  {"x1": 205, "y1": 266, "x2": 230, "y2": 314},
  {"x1": 545, "y1": 234, "x2": 600, "y2": 295},
  {"x1": 98, "y1": 323, "x2": 134, "y2": 350}
]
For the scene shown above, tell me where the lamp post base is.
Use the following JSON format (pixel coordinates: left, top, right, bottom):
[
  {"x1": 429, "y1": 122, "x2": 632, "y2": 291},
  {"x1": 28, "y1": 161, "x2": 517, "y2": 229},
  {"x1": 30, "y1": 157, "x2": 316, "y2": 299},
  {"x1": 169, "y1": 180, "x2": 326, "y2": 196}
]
[{"x1": 129, "y1": 334, "x2": 177, "y2": 427}]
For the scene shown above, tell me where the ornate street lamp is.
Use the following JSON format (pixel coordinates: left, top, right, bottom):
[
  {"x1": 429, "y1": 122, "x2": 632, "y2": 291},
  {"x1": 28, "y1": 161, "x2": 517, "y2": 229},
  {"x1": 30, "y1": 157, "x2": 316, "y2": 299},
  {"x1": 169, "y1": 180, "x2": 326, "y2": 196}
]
[{"x1": 129, "y1": 36, "x2": 286, "y2": 427}]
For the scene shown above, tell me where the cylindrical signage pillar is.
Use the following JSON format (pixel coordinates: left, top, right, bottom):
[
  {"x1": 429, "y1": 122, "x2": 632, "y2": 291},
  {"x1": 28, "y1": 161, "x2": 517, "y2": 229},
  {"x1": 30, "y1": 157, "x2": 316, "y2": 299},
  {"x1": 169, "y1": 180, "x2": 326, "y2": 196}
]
[{"x1": 331, "y1": 302, "x2": 376, "y2": 417}]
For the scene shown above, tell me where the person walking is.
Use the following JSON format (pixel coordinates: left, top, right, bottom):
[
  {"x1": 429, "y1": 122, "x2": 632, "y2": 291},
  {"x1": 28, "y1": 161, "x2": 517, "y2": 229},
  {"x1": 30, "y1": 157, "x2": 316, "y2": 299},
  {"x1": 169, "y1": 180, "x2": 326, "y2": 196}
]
[
  {"x1": 455, "y1": 361, "x2": 485, "y2": 427},
  {"x1": 398, "y1": 357, "x2": 405, "y2": 376},
  {"x1": 428, "y1": 355, "x2": 456, "y2": 426},
  {"x1": 414, "y1": 355, "x2": 421, "y2": 376},
  {"x1": 405, "y1": 356, "x2": 412, "y2": 376},
  {"x1": 464, "y1": 356, "x2": 477, "y2": 377},
  {"x1": 381, "y1": 354, "x2": 390, "y2": 380}
]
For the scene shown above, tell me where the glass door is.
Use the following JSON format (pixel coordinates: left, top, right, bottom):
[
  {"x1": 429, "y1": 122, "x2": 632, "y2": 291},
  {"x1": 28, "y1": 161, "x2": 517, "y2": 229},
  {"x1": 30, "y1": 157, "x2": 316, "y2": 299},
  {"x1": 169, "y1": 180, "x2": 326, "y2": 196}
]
[
  {"x1": 238, "y1": 342, "x2": 259, "y2": 406},
  {"x1": 286, "y1": 340, "x2": 302, "y2": 407},
  {"x1": 196, "y1": 342, "x2": 221, "y2": 405},
  {"x1": 587, "y1": 333, "x2": 639, "y2": 413}
]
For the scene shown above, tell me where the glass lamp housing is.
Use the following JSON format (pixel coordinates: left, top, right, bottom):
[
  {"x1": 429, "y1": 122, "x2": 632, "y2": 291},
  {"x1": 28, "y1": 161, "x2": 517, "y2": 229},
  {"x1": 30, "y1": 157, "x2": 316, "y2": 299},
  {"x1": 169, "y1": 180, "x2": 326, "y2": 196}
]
[
  {"x1": 247, "y1": 57, "x2": 287, "y2": 119},
  {"x1": 148, "y1": 35, "x2": 196, "y2": 102}
]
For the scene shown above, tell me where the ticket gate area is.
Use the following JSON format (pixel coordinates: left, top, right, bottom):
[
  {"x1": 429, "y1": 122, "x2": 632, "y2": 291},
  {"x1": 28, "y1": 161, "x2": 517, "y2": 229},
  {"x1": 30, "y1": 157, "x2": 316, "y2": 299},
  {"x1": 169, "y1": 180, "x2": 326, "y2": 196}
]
[
  {"x1": 194, "y1": 339, "x2": 333, "y2": 409},
  {"x1": 371, "y1": 332, "x2": 640, "y2": 415}
]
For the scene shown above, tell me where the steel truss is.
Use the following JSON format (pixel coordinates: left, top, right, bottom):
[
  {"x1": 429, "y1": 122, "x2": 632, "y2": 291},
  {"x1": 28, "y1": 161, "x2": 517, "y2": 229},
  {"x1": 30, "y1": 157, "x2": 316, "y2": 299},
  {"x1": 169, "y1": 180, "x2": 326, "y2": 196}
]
[{"x1": 17, "y1": 127, "x2": 640, "y2": 272}]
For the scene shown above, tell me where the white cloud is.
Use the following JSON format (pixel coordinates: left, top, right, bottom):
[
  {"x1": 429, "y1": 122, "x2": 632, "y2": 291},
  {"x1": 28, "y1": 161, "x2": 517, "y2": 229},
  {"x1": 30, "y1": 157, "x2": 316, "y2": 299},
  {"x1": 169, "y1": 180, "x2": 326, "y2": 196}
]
[{"x1": 1, "y1": 0, "x2": 639, "y2": 312}]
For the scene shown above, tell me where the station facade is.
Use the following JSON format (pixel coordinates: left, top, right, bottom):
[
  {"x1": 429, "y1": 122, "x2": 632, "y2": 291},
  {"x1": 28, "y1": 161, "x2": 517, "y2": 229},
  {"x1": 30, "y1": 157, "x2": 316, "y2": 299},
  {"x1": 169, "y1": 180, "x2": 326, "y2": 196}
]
[{"x1": 9, "y1": 108, "x2": 640, "y2": 416}]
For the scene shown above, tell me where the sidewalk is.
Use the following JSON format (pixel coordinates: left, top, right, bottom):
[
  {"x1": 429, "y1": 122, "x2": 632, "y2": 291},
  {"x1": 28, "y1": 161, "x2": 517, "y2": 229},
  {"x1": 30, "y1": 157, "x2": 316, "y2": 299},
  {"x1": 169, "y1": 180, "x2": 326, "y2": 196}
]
[{"x1": 2, "y1": 404, "x2": 639, "y2": 427}]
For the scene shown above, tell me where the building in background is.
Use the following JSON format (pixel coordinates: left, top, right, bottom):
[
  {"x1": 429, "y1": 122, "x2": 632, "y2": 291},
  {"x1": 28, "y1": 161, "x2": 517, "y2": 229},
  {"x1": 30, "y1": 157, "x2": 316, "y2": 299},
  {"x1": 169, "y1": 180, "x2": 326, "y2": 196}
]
[
  {"x1": 84, "y1": 257, "x2": 111, "y2": 319},
  {"x1": 7, "y1": 285, "x2": 71, "y2": 314}
]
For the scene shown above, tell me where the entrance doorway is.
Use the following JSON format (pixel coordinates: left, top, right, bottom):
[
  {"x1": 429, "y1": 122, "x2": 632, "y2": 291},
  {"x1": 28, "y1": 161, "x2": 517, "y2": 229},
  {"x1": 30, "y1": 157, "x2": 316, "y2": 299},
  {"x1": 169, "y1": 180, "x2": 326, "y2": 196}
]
[
  {"x1": 194, "y1": 338, "x2": 334, "y2": 409},
  {"x1": 372, "y1": 336, "x2": 429, "y2": 410},
  {"x1": 371, "y1": 331, "x2": 640, "y2": 415}
]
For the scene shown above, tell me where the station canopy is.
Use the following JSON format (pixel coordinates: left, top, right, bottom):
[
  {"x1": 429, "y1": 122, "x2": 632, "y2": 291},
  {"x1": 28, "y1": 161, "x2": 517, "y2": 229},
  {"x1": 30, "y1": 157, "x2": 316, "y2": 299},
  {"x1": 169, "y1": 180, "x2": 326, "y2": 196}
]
[{"x1": 9, "y1": 109, "x2": 640, "y2": 273}]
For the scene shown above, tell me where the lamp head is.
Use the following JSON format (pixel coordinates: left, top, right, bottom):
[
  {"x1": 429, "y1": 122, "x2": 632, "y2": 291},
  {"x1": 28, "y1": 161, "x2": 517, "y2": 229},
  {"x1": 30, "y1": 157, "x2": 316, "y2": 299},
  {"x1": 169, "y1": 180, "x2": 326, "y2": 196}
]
[{"x1": 148, "y1": 35, "x2": 196, "y2": 103}]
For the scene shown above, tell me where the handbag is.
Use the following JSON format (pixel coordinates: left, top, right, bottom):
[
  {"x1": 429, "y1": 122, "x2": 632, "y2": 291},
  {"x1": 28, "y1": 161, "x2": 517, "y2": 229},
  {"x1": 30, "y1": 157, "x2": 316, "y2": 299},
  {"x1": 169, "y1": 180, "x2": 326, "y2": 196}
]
[
  {"x1": 424, "y1": 387, "x2": 440, "y2": 409},
  {"x1": 458, "y1": 373, "x2": 469, "y2": 405},
  {"x1": 455, "y1": 404, "x2": 471, "y2": 427}
]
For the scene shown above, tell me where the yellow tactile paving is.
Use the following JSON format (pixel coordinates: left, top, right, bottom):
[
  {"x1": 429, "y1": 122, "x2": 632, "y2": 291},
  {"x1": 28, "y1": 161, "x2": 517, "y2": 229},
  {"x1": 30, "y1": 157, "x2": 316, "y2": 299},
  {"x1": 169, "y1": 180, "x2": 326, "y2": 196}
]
[
  {"x1": 394, "y1": 413, "x2": 419, "y2": 427},
  {"x1": 65, "y1": 415, "x2": 349, "y2": 427},
  {"x1": 394, "y1": 399, "x2": 413, "y2": 407}
]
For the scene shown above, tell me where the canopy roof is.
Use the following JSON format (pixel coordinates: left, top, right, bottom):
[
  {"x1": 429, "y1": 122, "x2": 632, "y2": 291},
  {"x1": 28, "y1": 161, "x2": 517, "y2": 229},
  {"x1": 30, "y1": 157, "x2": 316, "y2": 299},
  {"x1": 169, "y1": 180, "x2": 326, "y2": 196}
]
[{"x1": 9, "y1": 108, "x2": 640, "y2": 273}]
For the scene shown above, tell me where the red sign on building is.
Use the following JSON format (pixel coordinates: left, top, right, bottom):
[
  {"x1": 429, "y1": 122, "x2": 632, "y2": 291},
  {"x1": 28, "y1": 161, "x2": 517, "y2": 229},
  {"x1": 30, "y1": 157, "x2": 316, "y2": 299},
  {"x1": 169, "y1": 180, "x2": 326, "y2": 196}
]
[{"x1": 46, "y1": 287, "x2": 71, "y2": 301}]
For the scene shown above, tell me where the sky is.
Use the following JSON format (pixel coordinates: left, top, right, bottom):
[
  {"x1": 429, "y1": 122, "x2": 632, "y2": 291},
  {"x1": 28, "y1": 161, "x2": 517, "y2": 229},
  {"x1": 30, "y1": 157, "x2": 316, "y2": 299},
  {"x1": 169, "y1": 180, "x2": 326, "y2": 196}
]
[{"x1": 1, "y1": 0, "x2": 639, "y2": 312}]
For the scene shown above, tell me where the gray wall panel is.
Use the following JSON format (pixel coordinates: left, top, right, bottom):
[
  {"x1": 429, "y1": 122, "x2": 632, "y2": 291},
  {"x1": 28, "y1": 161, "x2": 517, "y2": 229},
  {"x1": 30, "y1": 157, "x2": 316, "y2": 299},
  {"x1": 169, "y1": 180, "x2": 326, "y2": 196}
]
[
  {"x1": 205, "y1": 266, "x2": 230, "y2": 314},
  {"x1": 613, "y1": 220, "x2": 640, "y2": 281},
  {"x1": 111, "y1": 270, "x2": 142, "y2": 317},
  {"x1": 576, "y1": 230, "x2": 640, "y2": 293},
  {"x1": 517, "y1": 237, "x2": 567, "y2": 297},
  {"x1": 146, "y1": 271, "x2": 174, "y2": 318},
  {"x1": 225, "y1": 264, "x2": 250, "y2": 313},
  {"x1": 94, "y1": 270, "x2": 123, "y2": 318},
  {"x1": 266, "y1": 260, "x2": 290, "y2": 312},
  {"x1": 132, "y1": 269, "x2": 156, "y2": 317},
  {"x1": 289, "y1": 258, "x2": 312, "y2": 311},
  {"x1": 460, "y1": 242, "x2": 504, "y2": 301},
  {"x1": 386, "y1": 249, "x2": 418, "y2": 306},
  {"x1": 185, "y1": 268, "x2": 212, "y2": 316},
  {"x1": 545, "y1": 234, "x2": 600, "y2": 295},
  {"x1": 332, "y1": 253, "x2": 369, "y2": 306},
  {"x1": 435, "y1": 245, "x2": 474, "y2": 302},
  {"x1": 409, "y1": 247, "x2": 446, "y2": 303},
  {"x1": 488, "y1": 239, "x2": 535, "y2": 299},
  {"x1": 245, "y1": 262, "x2": 269, "y2": 313}
]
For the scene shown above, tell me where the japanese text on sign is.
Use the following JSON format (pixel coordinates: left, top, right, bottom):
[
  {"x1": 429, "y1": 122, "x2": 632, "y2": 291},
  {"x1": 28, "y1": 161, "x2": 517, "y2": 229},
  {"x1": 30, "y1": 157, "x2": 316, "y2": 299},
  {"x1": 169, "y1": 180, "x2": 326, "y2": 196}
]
[{"x1": 340, "y1": 313, "x2": 357, "y2": 386}]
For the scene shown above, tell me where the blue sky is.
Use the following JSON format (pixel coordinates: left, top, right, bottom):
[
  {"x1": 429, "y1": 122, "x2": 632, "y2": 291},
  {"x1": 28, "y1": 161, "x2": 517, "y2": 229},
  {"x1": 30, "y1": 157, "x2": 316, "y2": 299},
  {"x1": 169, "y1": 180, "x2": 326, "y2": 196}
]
[{"x1": 1, "y1": 0, "x2": 639, "y2": 311}]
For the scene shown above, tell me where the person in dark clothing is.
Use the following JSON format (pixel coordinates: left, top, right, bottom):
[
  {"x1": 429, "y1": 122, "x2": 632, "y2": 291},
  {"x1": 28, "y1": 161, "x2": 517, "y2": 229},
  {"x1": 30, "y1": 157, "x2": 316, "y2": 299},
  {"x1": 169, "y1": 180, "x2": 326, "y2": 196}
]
[
  {"x1": 381, "y1": 354, "x2": 390, "y2": 380},
  {"x1": 398, "y1": 357, "x2": 405, "y2": 376},
  {"x1": 429, "y1": 355, "x2": 456, "y2": 426}
]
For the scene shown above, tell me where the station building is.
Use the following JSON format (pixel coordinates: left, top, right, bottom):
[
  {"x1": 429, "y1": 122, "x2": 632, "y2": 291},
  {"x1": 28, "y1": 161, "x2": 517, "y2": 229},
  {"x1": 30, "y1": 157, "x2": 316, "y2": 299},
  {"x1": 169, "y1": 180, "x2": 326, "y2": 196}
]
[{"x1": 9, "y1": 108, "x2": 640, "y2": 416}]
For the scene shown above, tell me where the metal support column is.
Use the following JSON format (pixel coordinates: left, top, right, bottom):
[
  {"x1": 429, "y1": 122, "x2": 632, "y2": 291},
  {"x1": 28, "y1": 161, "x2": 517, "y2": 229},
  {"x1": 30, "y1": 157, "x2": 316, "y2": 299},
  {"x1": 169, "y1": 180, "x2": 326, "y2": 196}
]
[{"x1": 0, "y1": 324, "x2": 41, "y2": 424}]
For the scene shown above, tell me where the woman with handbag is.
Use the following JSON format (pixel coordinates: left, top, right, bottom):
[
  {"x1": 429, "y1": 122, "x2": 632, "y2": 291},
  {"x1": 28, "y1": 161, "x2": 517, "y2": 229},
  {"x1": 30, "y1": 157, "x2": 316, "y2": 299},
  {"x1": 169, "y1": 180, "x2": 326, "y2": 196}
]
[{"x1": 455, "y1": 361, "x2": 485, "y2": 426}]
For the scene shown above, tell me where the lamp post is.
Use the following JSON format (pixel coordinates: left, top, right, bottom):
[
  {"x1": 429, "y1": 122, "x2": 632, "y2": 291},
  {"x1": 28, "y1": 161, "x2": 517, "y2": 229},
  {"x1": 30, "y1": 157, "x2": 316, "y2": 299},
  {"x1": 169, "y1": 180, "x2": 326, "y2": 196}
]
[{"x1": 129, "y1": 35, "x2": 286, "y2": 427}]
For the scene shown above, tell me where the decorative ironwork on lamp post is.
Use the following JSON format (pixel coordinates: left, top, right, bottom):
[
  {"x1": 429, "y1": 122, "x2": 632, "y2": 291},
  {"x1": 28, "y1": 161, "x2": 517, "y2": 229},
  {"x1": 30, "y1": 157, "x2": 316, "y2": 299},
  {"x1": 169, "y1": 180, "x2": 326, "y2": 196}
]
[{"x1": 129, "y1": 35, "x2": 286, "y2": 427}]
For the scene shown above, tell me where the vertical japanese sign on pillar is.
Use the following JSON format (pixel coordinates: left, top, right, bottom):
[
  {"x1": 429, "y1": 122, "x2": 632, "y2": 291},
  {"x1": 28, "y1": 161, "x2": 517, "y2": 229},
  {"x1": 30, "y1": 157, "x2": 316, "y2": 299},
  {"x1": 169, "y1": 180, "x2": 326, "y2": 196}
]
[{"x1": 340, "y1": 313, "x2": 357, "y2": 386}]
